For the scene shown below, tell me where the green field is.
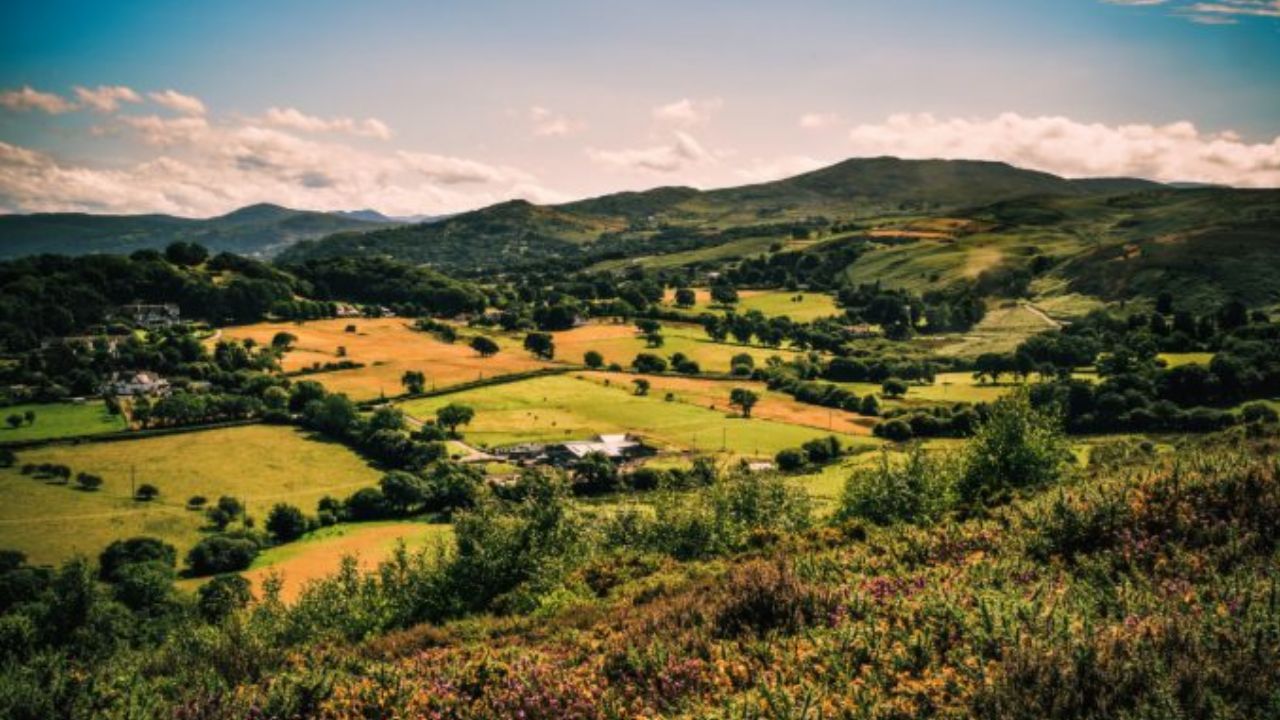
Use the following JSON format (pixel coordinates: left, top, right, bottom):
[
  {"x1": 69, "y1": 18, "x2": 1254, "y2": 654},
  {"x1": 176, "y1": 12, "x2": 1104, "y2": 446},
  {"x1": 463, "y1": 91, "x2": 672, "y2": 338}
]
[
  {"x1": 0, "y1": 425, "x2": 382, "y2": 566},
  {"x1": 0, "y1": 401, "x2": 127, "y2": 443},
  {"x1": 398, "y1": 373, "x2": 873, "y2": 459}
]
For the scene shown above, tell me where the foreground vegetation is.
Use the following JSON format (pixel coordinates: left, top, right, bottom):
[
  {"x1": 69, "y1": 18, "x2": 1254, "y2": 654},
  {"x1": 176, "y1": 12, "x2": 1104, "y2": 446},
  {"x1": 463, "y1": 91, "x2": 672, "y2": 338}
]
[{"x1": 2, "y1": 393, "x2": 1278, "y2": 718}]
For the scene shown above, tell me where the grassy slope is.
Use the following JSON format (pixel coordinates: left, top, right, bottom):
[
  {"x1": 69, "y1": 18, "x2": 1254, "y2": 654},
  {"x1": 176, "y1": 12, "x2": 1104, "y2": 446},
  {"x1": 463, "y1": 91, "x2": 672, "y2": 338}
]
[
  {"x1": 0, "y1": 425, "x2": 381, "y2": 565},
  {"x1": 397, "y1": 373, "x2": 872, "y2": 458}
]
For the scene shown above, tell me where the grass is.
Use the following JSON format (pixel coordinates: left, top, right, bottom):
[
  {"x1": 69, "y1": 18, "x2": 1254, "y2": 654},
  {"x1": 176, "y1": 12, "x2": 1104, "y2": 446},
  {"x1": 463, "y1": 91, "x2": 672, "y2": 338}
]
[
  {"x1": 660, "y1": 288, "x2": 842, "y2": 322},
  {"x1": 232, "y1": 521, "x2": 453, "y2": 602},
  {"x1": 929, "y1": 302, "x2": 1061, "y2": 358},
  {"x1": 219, "y1": 317, "x2": 549, "y2": 401},
  {"x1": 0, "y1": 401, "x2": 126, "y2": 442},
  {"x1": 1160, "y1": 352, "x2": 1214, "y2": 368},
  {"x1": 397, "y1": 373, "x2": 875, "y2": 460},
  {"x1": 546, "y1": 320, "x2": 803, "y2": 374},
  {"x1": 0, "y1": 425, "x2": 382, "y2": 566}
]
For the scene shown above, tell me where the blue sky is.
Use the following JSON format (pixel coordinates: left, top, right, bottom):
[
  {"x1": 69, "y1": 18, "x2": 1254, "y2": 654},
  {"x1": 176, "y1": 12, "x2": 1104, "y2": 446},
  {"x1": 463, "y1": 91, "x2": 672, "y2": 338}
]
[{"x1": 1, "y1": 0, "x2": 1277, "y2": 216}]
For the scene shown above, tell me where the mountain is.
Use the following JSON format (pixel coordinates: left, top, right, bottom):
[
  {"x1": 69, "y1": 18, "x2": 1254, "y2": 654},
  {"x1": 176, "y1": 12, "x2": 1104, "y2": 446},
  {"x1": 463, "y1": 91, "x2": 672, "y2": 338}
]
[
  {"x1": 330, "y1": 209, "x2": 441, "y2": 224},
  {"x1": 0, "y1": 203, "x2": 399, "y2": 259},
  {"x1": 279, "y1": 157, "x2": 1168, "y2": 271}
]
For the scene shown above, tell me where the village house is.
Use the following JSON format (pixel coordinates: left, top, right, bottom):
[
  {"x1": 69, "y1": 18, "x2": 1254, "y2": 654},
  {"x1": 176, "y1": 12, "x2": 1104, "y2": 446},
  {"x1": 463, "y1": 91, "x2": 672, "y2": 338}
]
[
  {"x1": 494, "y1": 434, "x2": 653, "y2": 467},
  {"x1": 121, "y1": 303, "x2": 180, "y2": 329},
  {"x1": 107, "y1": 371, "x2": 171, "y2": 397}
]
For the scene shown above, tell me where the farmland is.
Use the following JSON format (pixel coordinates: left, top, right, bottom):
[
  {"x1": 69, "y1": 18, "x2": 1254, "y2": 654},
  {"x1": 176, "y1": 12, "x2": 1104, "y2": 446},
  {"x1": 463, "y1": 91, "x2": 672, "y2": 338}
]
[
  {"x1": 547, "y1": 320, "x2": 803, "y2": 373},
  {"x1": 219, "y1": 317, "x2": 548, "y2": 400},
  {"x1": 0, "y1": 400, "x2": 126, "y2": 442},
  {"x1": 660, "y1": 287, "x2": 842, "y2": 321},
  {"x1": 398, "y1": 373, "x2": 872, "y2": 458},
  {"x1": 0, "y1": 425, "x2": 382, "y2": 566}
]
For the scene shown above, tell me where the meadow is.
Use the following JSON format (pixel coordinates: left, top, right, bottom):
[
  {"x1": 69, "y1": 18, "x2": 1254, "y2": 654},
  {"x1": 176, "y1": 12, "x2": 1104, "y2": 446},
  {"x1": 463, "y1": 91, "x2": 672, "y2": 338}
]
[
  {"x1": 546, "y1": 320, "x2": 804, "y2": 373},
  {"x1": 660, "y1": 287, "x2": 842, "y2": 321},
  {"x1": 0, "y1": 400, "x2": 126, "y2": 442},
  {"x1": 0, "y1": 424, "x2": 382, "y2": 566},
  {"x1": 397, "y1": 373, "x2": 872, "y2": 459},
  {"x1": 219, "y1": 317, "x2": 549, "y2": 400},
  {"x1": 929, "y1": 302, "x2": 1061, "y2": 358},
  {"x1": 234, "y1": 521, "x2": 452, "y2": 602}
]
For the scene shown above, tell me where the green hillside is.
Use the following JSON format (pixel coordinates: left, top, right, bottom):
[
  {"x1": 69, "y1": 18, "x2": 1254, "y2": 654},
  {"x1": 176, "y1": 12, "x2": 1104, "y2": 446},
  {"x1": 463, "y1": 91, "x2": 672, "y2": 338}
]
[{"x1": 0, "y1": 203, "x2": 395, "y2": 259}]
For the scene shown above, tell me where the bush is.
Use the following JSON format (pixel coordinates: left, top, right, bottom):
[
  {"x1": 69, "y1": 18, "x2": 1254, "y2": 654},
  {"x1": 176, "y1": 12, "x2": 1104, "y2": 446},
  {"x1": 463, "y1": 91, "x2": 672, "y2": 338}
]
[
  {"x1": 711, "y1": 559, "x2": 834, "y2": 638},
  {"x1": 265, "y1": 503, "x2": 309, "y2": 543},
  {"x1": 99, "y1": 537, "x2": 176, "y2": 582},
  {"x1": 874, "y1": 418, "x2": 914, "y2": 442},
  {"x1": 186, "y1": 535, "x2": 260, "y2": 576},
  {"x1": 197, "y1": 574, "x2": 252, "y2": 623},
  {"x1": 835, "y1": 446, "x2": 954, "y2": 526},
  {"x1": 775, "y1": 447, "x2": 807, "y2": 472},
  {"x1": 956, "y1": 390, "x2": 1069, "y2": 509}
]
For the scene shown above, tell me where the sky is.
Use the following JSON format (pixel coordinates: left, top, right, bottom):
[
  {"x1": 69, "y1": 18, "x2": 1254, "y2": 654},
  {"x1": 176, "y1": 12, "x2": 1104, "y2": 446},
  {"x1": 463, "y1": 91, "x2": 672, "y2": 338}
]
[{"x1": 1, "y1": 0, "x2": 1278, "y2": 217}]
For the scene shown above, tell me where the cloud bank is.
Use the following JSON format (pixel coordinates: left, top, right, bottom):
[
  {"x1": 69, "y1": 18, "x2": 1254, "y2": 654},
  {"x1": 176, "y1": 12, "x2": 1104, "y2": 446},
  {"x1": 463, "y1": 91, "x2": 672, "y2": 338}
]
[{"x1": 847, "y1": 112, "x2": 1280, "y2": 187}]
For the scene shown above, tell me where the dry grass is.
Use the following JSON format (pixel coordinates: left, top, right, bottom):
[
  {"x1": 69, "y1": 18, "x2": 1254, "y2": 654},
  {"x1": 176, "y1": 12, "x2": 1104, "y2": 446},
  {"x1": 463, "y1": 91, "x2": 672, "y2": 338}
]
[{"x1": 219, "y1": 318, "x2": 549, "y2": 400}]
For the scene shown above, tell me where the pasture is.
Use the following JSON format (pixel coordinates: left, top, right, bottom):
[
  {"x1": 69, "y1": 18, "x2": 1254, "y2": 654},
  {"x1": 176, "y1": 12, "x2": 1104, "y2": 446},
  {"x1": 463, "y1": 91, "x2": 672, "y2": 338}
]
[
  {"x1": 661, "y1": 287, "x2": 842, "y2": 321},
  {"x1": 549, "y1": 320, "x2": 803, "y2": 373},
  {"x1": 398, "y1": 373, "x2": 873, "y2": 459},
  {"x1": 0, "y1": 425, "x2": 382, "y2": 566},
  {"x1": 0, "y1": 401, "x2": 126, "y2": 443},
  {"x1": 929, "y1": 302, "x2": 1060, "y2": 358},
  {"x1": 234, "y1": 521, "x2": 452, "y2": 602},
  {"x1": 219, "y1": 317, "x2": 548, "y2": 400}
]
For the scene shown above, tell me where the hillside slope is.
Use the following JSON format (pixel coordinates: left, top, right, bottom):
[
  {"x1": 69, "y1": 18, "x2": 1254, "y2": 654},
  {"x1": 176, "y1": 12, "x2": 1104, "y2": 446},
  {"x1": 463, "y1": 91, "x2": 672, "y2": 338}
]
[
  {"x1": 280, "y1": 157, "x2": 1164, "y2": 271},
  {"x1": 0, "y1": 203, "x2": 396, "y2": 259}
]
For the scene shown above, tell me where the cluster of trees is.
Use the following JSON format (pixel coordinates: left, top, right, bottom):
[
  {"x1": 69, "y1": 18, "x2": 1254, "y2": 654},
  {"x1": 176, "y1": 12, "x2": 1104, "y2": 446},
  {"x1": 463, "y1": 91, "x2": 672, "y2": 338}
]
[
  {"x1": 836, "y1": 283, "x2": 985, "y2": 339},
  {"x1": 284, "y1": 256, "x2": 488, "y2": 317},
  {"x1": 775, "y1": 435, "x2": 844, "y2": 472}
]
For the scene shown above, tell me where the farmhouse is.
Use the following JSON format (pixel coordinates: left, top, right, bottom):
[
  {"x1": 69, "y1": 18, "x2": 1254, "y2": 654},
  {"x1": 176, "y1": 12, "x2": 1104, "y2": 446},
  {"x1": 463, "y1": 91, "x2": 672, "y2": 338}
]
[
  {"x1": 107, "y1": 371, "x2": 171, "y2": 397},
  {"x1": 494, "y1": 434, "x2": 652, "y2": 467},
  {"x1": 121, "y1": 303, "x2": 180, "y2": 329}
]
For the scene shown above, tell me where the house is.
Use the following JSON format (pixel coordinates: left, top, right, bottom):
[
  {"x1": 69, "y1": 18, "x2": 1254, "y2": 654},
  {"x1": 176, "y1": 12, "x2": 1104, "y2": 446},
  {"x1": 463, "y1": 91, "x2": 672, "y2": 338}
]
[
  {"x1": 122, "y1": 303, "x2": 180, "y2": 329},
  {"x1": 334, "y1": 303, "x2": 361, "y2": 318},
  {"x1": 846, "y1": 323, "x2": 882, "y2": 339},
  {"x1": 543, "y1": 434, "x2": 652, "y2": 466},
  {"x1": 107, "y1": 371, "x2": 170, "y2": 397},
  {"x1": 494, "y1": 434, "x2": 653, "y2": 467}
]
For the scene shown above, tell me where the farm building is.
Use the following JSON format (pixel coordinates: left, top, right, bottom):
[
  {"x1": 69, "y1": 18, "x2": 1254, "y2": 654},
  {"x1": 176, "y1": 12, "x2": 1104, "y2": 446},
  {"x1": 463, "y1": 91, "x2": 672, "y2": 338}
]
[
  {"x1": 107, "y1": 371, "x2": 171, "y2": 397},
  {"x1": 121, "y1": 303, "x2": 180, "y2": 329},
  {"x1": 494, "y1": 434, "x2": 652, "y2": 467}
]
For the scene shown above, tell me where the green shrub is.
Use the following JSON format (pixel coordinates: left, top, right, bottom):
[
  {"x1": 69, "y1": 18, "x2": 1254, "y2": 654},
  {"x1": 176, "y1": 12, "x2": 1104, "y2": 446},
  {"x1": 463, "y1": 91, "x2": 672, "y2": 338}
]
[
  {"x1": 835, "y1": 446, "x2": 954, "y2": 525},
  {"x1": 956, "y1": 390, "x2": 1069, "y2": 508}
]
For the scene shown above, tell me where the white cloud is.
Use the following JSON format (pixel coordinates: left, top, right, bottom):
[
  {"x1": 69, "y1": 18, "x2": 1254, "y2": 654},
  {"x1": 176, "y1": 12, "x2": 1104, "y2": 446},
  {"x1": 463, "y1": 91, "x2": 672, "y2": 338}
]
[
  {"x1": 1103, "y1": 0, "x2": 1280, "y2": 22},
  {"x1": 0, "y1": 86, "x2": 76, "y2": 114},
  {"x1": 587, "y1": 131, "x2": 717, "y2": 173},
  {"x1": 148, "y1": 89, "x2": 207, "y2": 116},
  {"x1": 262, "y1": 107, "x2": 392, "y2": 140},
  {"x1": 528, "y1": 106, "x2": 584, "y2": 137},
  {"x1": 0, "y1": 110, "x2": 560, "y2": 216},
  {"x1": 846, "y1": 112, "x2": 1280, "y2": 187},
  {"x1": 652, "y1": 97, "x2": 722, "y2": 126},
  {"x1": 798, "y1": 112, "x2": 841, "y2": 130},
  {"x1": 74, "y1": 85, "x2": 142, "y2": 112}
]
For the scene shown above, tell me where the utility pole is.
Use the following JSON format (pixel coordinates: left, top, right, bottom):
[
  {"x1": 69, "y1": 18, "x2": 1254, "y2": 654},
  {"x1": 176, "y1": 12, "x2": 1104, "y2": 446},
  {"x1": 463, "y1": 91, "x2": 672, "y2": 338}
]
[{"x1": 130, "y1": 464, "x2": 136, "y2": 499}]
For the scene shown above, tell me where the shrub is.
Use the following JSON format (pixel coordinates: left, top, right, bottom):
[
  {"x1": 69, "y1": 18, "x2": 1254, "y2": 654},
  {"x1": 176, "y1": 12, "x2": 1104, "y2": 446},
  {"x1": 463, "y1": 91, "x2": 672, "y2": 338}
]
[
  {"x1": 775, "y1": 447, "x2": 807, "y2": 472},
  {"x1": 265, "y1": 503, "x2": 309, "y2": 543},
  {"x1": 835, "y1": 446, "x2": 954, "y2": 526},
  {"x1": 874, "y1": 418, "x2": 914, "y2": 442},
  {"x1": 711, "y1": 559, "x2": 834, "y2": 638},
  {"x1": 197, "y1": 574, "x2": 252, "y2": 622},
  {"x1": 99, "y1": 537, "x2": 176, "y2": 582},
  {"x1": 956, "y1": 390, "x2": 1069, "y2": 509},
  {"x1": 186, "y1": 535, "x2": 260, "y2": 576}
]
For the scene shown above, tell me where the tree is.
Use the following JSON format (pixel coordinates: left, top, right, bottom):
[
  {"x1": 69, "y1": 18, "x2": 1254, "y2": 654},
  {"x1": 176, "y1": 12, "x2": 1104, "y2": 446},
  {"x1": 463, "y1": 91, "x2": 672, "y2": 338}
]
[
  {"x1": 523, "y1": 332, "x2": 555, "y2": 359},
  {"x1": 956, "y1": 390, "x2": 1068, "y2": 508},
  {"x1": 134, "y1": 484, "x2": 159, "y2": 501},
  {"x1": 22, "y1": 410, "x2": 34, "y2": 426},
  {"x1": 164, "y1": 241, "x2": 209, "y2": 266},
  {"x1": 711, "y1": 283, "x2": 739, "y2": 306},
  {"x1": 436, "y1": 403, "x2": 475, "y2": 436},
  {"x1": 632, "y1": 353, "x2": 668, "y2": 374},
  {"x1": 304, "y1": 393, "x2": 359, "y2": 437},
  {"x1": 186, "y1": 535, "x2": 259, "y2": 576},
  {"x1": 187, "y1": 495, "x2": 208, "y2": 509},
  {"x1": 75, "y1": 472, "x2": 103, "y2": 491},
  {"x1": 644, "y1": 331, "x2": 665, "y2": 348},
  {"x1": 881, "y1": 378, "x2": 909, "y2": 399},
  {"x1": 270, "y1": 331, "x2": 297, "y2": 350},
  {"x1": 401, "y1": 370, "x2": 426, "y2": 395},
  {"x1": 99, "y1": 537, "x2": 176, "y2": 582},
  {"x1": 775, "y1": 447, "x2": 807, "y2": 472},
  {"x1": 633, "y1": 378, "x2": 651, "y2": 396},
  {"x1": 266, "y1": 503, "x2": 308, "y2": 543},
  {"x1": 469, "y1": 336, "x2": 499, "y2": 357},
  {"x1": 674, "y1": 287, "x2": 697, "y2": 308},
  {"x1": 583, "y1": 350, "x2": 604, "y2": 369},
  {"x1": 572, "y1": 451, "x2": 619, "y2": 494},
  {"x1": 197, "y1": 574, "x2": 251, "y2": 622},
  {"x1": 5, "y1": 414, "x2": 21, "y2": 429},
  {"x1": 729, "y1": 387, "x2": 759, "y2": 418},
  {"x1": 859, "y1": 394, "x2": 880, "y2": 417}
]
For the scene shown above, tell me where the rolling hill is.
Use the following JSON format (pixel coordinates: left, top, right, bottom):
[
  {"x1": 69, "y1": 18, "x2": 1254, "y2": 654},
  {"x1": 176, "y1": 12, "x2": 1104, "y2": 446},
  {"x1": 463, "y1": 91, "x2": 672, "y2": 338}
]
[
  {"x1": 279, "y1": 157, "x2": 1170, "y2": 271},
  {"x1": 0, "y1": 203, "x2": 397, "y2": 259}
]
